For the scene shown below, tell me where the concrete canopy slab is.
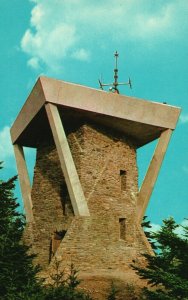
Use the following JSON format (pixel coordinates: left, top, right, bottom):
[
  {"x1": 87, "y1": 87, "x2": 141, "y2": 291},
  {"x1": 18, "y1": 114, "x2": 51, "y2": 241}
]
[
  {"x1": 10, "y1": 76, "x2": 181, "y2": 148},
  {"x1": 11, "y1": 78, "x2": 46, "y2": 146}
]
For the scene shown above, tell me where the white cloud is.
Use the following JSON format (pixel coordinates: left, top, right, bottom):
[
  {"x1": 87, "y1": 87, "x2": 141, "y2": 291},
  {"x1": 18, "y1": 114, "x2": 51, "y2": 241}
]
[
  {"x1": 21, "y1": 0, "x2": 188, "y2": 72},
  {"x1": 71, "y1": 49, "x2": 90, "y2": 61},
  {"x1": 0, "y1": 126, "x2": 14, "y2": 161},
  {"x1": 174, "y1": 219, "x2": 188, "y2": 237},
  {"x1": 21, "y1": 23, "x2": 77, "y2": 72},
  {"x1": 150, "y1": 223, "x2": 161, "y2": 233},
  {"x1": 27, "y1": 57, "x2": 40, "y2": 69},
  {"x1": 0, "y1": 125, "x2": 37, "y2": 181},
  {"x1": 146, "y1": 219, "x2": 188, "y2": 238},
  {"x1": 179, "y1": 113, "x2": 188, "y2": 124}
]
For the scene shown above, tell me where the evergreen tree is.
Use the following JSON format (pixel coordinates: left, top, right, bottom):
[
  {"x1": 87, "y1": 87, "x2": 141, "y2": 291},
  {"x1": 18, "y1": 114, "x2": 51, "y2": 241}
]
[
  {"x1": 0, "y1": 163, "x2": 93, "y2": 299},
  {"x1": 134, "y1": 217, "x2": 188, "y2": 300},
  {"x1": 142, "y1": 216, "x2": 157, "y2": 250},
  {"x1": 0, "y1": 162, "x2": 42, "y2": 299},
  {"x1": 44, "y1": 259, "x2": 92, "y2": 300},
  {"x1": 107, "y1": 282, "x2": 118, "y2": 300}
]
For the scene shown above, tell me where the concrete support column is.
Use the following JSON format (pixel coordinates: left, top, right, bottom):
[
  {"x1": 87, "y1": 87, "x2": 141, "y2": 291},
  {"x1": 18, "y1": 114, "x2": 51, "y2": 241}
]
[
  {"x1": 13, "y1": 144, "x2": 33, "y2": 222},
  {"x1": 45, "y1": 103, "x2": 90, "y2": 217},
  {"x1": 137, "y1": 129, "x2": 173, "y2": 223}
]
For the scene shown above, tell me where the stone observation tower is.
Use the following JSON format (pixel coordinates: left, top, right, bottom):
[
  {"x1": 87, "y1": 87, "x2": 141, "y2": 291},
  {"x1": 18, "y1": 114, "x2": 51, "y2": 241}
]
[{"x1": 10, "y1": 76, "x2": 180, "y2": 298}]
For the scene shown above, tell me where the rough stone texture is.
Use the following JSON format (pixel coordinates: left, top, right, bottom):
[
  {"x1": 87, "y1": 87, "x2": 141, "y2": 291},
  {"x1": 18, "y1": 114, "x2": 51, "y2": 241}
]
[
  {"x1": 24, "y1": 140, "x2": 74, "y2": 267},
  {"x1": 24, "y1": 123, "x2": 152, "y2": 298}
]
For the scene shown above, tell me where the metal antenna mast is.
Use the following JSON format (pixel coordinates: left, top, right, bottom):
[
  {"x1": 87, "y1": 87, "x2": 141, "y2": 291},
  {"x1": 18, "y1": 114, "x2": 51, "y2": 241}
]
[{"x1": 99, "y1": 51, "x2": 132, "y2": 94}]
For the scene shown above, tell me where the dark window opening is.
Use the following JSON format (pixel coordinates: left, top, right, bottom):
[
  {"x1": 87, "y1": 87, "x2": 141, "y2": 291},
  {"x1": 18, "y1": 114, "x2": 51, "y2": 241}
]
[
  {"x1": 119, "y1": 218, "x2": 126, "y2": 240},
  {"x1": 61, "y1": 183, "x2": 68, "y2": 215},
  {"x1": 60, "y1": 183, "x2": 73, "y2": 216},
  {"x1": 49, "y1": 230, "x2": 67, "y2": 262},
  {"x1": 120, "y1": 170, "x2": 127, "y2": 191}
]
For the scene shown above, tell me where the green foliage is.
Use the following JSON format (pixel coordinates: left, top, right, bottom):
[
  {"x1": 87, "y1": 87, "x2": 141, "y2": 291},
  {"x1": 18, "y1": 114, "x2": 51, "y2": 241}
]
[
  {"x1": 107, "y1": 282, "x2": 118, "y2": 300},
  {"x1": 0, "y1": 163, "x2": 92, "y2": 300},
  {"x1": 44, "y1": 259, "x2": 92, "y2": 300},
  {"x1": 142, "y1": 216, "x2": 157, "y2": 250},
  {"x1": 44, "y1": 286, "x2": 92, "y2": 300},
  {"x1": 48, "y1": 258, "x2": 66, "y2": 288},
  {"x1": 135, "y1": 217, "x2": 188, "y2": 300},
  {"x1": 125, "y1": 283, "x2": 140, "y2": 300},
  {"x1": 0, "y1": 162, "x2": 43, "y2": 299},
  {"x1": 67, "y1": 263, "x2": 81, "y2": 290}
]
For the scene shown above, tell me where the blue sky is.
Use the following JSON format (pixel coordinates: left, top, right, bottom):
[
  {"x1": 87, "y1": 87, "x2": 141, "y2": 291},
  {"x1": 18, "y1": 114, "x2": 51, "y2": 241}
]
[{"x1": 0, "y1": 0, "x2": 188, "y2": 227}]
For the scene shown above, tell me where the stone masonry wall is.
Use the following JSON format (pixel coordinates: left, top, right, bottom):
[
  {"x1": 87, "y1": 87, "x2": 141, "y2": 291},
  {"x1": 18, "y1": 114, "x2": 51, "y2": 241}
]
[
  {"x1": 25, "y1": 123, "x2": 151, "y2": 285},
  {"x1": 51, "y1": 125, "x2": 150, "y2": 273},
  {"x1": 24, "y1": 143, "x2": 74, "y2": 267}
]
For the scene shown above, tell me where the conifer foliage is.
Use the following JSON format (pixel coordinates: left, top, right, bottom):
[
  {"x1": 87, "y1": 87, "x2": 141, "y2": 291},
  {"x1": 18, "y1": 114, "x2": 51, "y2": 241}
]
[
  {"x1": 44, "y1": 259, "x2": 92, "y2": 300},
  {"x1": 135, "y1": 217, "x2": 188, "y2": 299},
  {"x1": 0, "y1": 163, "x2": 92, "y2": 299},
  {"x1": 0, "y1": 162, "x2": 42, "y2": 299}
]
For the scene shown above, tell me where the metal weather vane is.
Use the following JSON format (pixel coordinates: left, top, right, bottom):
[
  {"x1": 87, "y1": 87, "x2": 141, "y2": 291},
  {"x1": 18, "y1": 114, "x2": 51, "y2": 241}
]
[{"x1": 98, "y1": 51, "x2": 132, "y2": 94}]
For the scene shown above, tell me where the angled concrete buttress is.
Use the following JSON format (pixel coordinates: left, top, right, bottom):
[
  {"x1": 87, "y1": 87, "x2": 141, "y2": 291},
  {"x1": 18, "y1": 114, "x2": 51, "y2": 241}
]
[
  {"x1": 45, "y1": 102, "x2": 90, "y2": 216},
  {"x1": 13, "y1": 144, "x2": 33, "y2": 222},
  {"x1": 137, "y1": 128, "x2": 173, "y2": 223}
]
